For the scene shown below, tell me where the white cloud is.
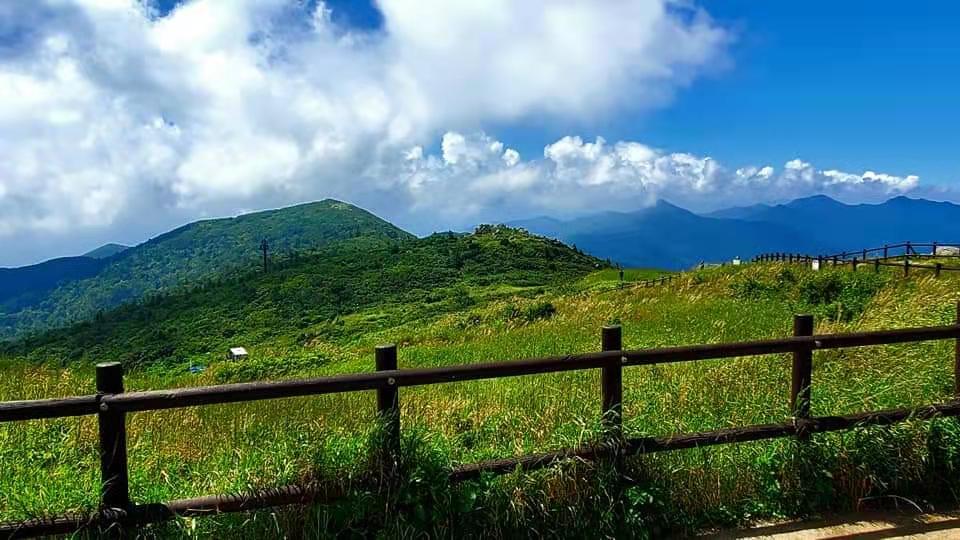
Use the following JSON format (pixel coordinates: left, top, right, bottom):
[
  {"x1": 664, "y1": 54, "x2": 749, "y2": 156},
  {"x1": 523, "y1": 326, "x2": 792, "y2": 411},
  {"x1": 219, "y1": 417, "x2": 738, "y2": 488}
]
[
  {"x1": 0, "y1": 0, "x2": 929, "y2": 265},
  {"x1": 388, "y1": 131, "x2": 922, "y2": 226},
  {"x1": 0, "y1": 0, "x2": 728, "y2": 259}
]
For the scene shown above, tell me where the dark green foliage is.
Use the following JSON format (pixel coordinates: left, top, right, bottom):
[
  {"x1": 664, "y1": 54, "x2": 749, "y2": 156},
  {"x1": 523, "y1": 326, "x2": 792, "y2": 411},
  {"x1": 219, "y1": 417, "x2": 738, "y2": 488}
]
[
  {"x1": 0, "y1": 257, "x2": 108, "y2": 306},
  {"x1": 212, "y1": 354, "x2": 330, "y2": 384},
  {"x1": 797, "y1": 271, "x2": 885, "y2": 321},
  {"x1": 0, "y1": 200, "x2": 413, "y2": 340},
  {"x1": 0, "y1": 227, "x2": 602, "y2": 368},
  {"x1": 501, "y1": 301, "x2": 557, "y2": 323},
  {"x1": 730, "y1": 267, "x2": 886, "y2": 321}
]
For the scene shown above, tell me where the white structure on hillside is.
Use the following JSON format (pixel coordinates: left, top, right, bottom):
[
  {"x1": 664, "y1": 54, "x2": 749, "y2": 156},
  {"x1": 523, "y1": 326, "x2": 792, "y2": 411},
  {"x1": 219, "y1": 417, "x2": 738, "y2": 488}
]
[{"x1": 227, "y1": 347, "x2": 249, "y2": 360}]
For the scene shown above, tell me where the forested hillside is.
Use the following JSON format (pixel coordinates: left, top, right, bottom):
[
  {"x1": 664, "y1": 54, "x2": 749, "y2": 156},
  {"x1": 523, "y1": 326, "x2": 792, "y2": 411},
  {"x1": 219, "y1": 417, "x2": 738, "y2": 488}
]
[
  {"x1": 0, "y1": 200, "x2": 412, "y2": 340},
  {"x1": 2, "y1": 225, "x2": 602, "y2": 368},
  {"x1": 0, "y1": 257, "x2": 108, "y2": 307}
]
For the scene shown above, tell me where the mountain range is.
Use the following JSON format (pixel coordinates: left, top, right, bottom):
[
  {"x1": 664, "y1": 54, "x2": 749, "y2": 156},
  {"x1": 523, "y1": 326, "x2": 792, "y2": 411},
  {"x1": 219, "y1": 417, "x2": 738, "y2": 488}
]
[
  {"x1": 509, "y1": 195, "x2": 960, "y2": 269},
  {"x1": 2, "y1": 226, "x2": 599, "y2": 367},
  {"x1": 1, "y1": 200, "x2": 411, "y2": 340},
  {"x1": 5, "y1": 194, "x2": 960, "y2": 342}
]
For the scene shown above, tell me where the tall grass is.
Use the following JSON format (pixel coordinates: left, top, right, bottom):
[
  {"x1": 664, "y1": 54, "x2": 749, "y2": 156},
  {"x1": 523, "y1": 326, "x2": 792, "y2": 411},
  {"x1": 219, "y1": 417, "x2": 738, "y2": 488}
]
[{"x1": 3, "y1": 263, "x2": 960, "y2": 537}]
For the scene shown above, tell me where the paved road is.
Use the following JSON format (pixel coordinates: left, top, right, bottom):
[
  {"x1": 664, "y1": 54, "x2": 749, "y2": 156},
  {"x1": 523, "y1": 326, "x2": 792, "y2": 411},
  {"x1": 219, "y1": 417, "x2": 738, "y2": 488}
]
[{"x1": 700, "y1": 510, "x2": 960, "y2": 539}]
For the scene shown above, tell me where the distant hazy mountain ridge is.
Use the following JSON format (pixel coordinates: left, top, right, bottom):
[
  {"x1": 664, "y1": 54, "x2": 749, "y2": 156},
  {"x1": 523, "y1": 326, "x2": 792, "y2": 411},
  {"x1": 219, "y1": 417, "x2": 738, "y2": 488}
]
[
  {"x1": 509, "y1": 195, "x2": 960, "y2": 269},
  {"x1": 82, "y1": 243, "x2": 130, "y2": 259}
]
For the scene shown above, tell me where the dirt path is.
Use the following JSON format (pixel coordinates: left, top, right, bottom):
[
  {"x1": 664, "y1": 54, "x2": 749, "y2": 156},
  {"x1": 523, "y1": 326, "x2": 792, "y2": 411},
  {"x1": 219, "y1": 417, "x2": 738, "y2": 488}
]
[{"x1": 700, "y1": 510, "x2": 960, "y2": 539}]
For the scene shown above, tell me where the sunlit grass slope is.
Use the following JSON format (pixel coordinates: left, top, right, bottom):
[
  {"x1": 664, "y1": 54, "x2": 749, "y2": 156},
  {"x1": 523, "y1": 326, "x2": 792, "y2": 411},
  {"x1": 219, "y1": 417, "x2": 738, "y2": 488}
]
[{"x1": 3, "y1": 260, "x2": 960, "y2": 538}]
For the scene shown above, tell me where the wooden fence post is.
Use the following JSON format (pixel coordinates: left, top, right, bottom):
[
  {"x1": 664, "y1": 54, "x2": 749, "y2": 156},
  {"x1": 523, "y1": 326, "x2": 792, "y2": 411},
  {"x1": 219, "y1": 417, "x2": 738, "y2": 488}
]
[
  {"x1": 936, "y1": 263, "x2": 942, "y2": 278},
  {"x1": 601, "y1": 326, "x2": 623, "y2": 433},
  {"x1": 933, "y1": 241, "x2": 938, "y2": 256},
  {"x1": 376, "y1": 344, "x2": 401, "y2": 475},
  {"x1": 955, "y1": 302, "x2": 960, "y2": 398},
  {"x1": 601, "y1": 325, "x2": 624, "y2": 486},
  {"x1": 96, "y1": 362, "x2": 130, "y2": 514},
  {"x1": 904, "y1": 259, "x2": 910, "y2": 277},
  {"x1": 884, "y1": 244, "x2": 889, "y2": 259},
  {"x1": 907, "y1": 241, "x2": 913, "y2": 255},
  {"x1": 791, "y1": 315, "x2": 814, "y2": 440},
  {"x1": 851, "y1": 257, "x2": 857, "y2": 271},
  {"x1": 862, "y1": 249, "x2": 867, "y2": 260},
  {"x1": 874, "y1": 259, "x2": 880, "y2": 273},
  {"x1": 599, "y1": 325, "x2": 629, "y2": 512}
]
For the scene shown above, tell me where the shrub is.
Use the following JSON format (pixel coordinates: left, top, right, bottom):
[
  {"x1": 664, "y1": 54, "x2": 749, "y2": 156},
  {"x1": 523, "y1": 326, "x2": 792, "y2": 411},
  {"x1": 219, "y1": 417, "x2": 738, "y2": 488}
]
[
  {"x1": 798, "y1": 270, "x2": 885, "y2": 321},
  {"x1": 213, "y1": 354, "x2": 329, "y2": 383},
  {"x1": 498, "y1": 301, "x2": 556, "y2": 323},
  {"x1": 730, "y1": 276, "x2": 777, "y2": 299},
  {"x1": 449, "y1": 285, "x2": 475, "y2": 309},
  {"x1": 522, "y1": 301, "x2": 557, "y2": 322}
]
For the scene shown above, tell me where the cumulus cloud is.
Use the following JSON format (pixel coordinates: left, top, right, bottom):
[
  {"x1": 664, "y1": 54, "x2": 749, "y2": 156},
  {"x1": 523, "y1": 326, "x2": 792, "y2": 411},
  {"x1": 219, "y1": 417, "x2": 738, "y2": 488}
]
[
  {"x1": 387, "y1": 132, "x2": 921, "y2": 226},
  {"x1": 0, "y1": 0, "x2": 927, "y2": 265},
  {"x1": 0, "y1": 0, "x2": 729, "y2": 265}
]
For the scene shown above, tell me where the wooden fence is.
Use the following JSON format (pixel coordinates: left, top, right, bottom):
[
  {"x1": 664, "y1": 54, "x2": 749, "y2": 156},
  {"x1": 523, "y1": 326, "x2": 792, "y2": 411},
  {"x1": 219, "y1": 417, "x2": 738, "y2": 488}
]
[
  {"x1": 4, "y1": 305, "x2": 960, "y2": 537},
  {"x1": 636, "y1": 273, "x2": 678, "y2": 287},
  {"x1": 755, "y1": 241, "x2": 960, "y2": 277}
]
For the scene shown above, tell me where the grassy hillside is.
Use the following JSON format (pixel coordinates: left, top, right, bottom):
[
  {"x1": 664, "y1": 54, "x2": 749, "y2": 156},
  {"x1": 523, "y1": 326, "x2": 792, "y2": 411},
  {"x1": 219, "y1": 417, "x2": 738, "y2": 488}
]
[
  {"x1": 0, "y1": 200, "x2": 412, "y2": 340},
  {"x1": 3, "y1": 258, "x2": 960, "y2": 537},
  {"x1": 1, "y1": 225, "x2": 603, "y2": 369}
]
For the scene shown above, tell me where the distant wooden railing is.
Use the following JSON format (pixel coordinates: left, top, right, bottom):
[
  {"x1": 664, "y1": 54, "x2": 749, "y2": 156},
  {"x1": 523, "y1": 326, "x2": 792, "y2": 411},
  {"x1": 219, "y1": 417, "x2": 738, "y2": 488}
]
[
  {"x1": 636, "y1": 273, "x2": 678, "y2": 287},
  {"x1": 4, "y1": 306, "x2": 960, "y2": 537},
  {"x1": 755, "y1": 241, "x2": 960, "y2": 277}
]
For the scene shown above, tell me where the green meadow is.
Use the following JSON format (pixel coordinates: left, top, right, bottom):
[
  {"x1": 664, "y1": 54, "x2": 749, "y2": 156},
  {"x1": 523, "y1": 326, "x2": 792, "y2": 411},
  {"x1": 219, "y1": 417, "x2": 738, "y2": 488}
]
[{"x1": 3, "y1": 259, "x2": 960, "y2": 538}]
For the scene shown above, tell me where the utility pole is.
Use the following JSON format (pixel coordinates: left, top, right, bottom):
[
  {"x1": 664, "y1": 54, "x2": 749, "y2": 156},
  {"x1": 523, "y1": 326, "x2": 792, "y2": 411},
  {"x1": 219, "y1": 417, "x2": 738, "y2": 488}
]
[{"x1": 260, "y1": 239, "x2": 269, "y2": 272}]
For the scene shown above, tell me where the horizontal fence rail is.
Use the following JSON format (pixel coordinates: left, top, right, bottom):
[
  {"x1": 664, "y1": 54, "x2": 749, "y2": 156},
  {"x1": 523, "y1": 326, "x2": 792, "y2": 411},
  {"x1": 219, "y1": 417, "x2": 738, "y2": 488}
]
[
  {"x1": 3, "y1": 305, "x2": 960, "y2": 537},
  {"x1": 754, "y1": 241, "x2": 960, "y2": 276}
]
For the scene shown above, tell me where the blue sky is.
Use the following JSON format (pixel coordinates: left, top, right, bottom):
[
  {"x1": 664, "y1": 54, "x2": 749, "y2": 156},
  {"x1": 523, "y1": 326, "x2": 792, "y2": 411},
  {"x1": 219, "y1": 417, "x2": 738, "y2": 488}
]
[
  {"x1": 486, "y1": 1, "x2": 960, "y2": 188},
  {"x1": 210, "y1": 0, "x2": 960, "y2": 187},
  {"x1": 0, "y1": 0, "x2": 957, "y2": 266}
]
